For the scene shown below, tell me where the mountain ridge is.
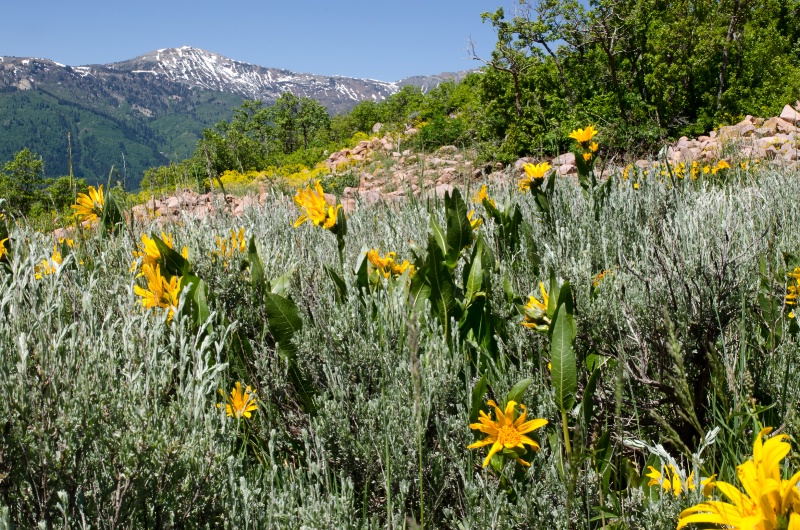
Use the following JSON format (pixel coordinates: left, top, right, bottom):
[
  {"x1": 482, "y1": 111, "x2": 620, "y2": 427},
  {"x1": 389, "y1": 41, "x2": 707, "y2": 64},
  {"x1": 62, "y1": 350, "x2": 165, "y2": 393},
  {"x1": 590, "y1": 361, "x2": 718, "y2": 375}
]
[{"x1": 0, "y1": 47, "x2": 470, "y2": 186}]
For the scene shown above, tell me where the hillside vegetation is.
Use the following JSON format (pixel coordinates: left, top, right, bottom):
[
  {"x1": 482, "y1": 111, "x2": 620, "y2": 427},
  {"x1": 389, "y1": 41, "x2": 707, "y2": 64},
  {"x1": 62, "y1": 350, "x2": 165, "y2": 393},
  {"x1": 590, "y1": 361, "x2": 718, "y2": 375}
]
[
  {"x1": 1, "y1": 156, "x2": 800, "y2": 528},
  {"x1": 1, "y1": 0, "x2": 800, "y2": 528}
]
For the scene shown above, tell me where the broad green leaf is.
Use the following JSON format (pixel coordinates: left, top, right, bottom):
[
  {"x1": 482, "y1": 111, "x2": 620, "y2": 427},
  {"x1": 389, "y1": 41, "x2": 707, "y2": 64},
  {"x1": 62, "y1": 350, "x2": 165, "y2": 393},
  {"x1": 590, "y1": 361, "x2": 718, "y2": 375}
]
[
  {"x1": 465, "y1": 237, "x2": 484, "y2": 303},
  {"x1": 270, "y1": 268, "x2": 294, "y2": 297},
  {"x1": 469, "y1": 374, "x2": 488, "y2": 424},
  {"x1": 324, "y1": 265, "x2": 347, "y2": 304},
  {"x1": 550, "y1": 282, "x2": 577, "y2": 412},
  {"x1": 355, "y1": 249, "x2": 370, "y2": 294},
  {"x1": 444, "y1": 188, "x2": 473, "y2": 266},
  {"x1": 247, "y1": 236, "x2": 266, "y2": 293},
  {"x1": 547, "y1": 271, "x2": 560, "y2": 319},
  {"x1": 429, "y1": 214, "x2": 447, "y2": 255},
  {"x1": 594, "y1": 430, "x2": 613, "y2": 477},
  {"x1": 263, "y1": 292, "x2": 303, "y2": 358},
  {"x1": 152, "y1": 233, "x2": 191, "y2": 278},
  {"x1": 582, "y1": 366, "x2": 601, "y2": 431},
  {"x1": 426, "y1": 235, "x2": 459, "y2": 337},
  {"x1": 506, "y1": 378, "x2": 532, "y2": 406},
  {"x1": 178, "y1": 275, "x2": 211, "y2": 328}
]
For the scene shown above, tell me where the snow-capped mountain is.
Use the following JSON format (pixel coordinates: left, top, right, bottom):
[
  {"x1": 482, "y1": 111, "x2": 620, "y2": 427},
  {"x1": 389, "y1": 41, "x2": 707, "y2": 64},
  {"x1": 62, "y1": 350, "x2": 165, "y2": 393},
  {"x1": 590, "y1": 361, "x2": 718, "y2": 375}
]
[
  {"x1": 108, "y1": 46, "x2": 407, "y2": 111},
  {"x1": 0, "y1": 46, "x2": 467, "y2": 113},
  {"x1": 0, "y1": 47, "x2": 468, "y2": 185}
]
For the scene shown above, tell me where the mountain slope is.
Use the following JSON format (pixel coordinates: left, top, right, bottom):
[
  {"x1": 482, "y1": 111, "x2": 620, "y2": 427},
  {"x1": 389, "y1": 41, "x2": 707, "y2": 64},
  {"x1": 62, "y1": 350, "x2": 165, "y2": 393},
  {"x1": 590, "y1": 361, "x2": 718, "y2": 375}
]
[{"x1": 0, "y1": 48, "x2": 468, "y2": 187}]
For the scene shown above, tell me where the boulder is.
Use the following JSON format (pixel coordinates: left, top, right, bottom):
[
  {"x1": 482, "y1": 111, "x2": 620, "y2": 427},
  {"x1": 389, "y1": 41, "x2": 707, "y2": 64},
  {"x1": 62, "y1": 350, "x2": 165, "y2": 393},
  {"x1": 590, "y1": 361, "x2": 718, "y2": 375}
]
[
  {"x1": 359, "y1": 189, "x2": 382, "y2": 204},
  {"x1": 437, "y1": 145, "x2": 459, "y2": 156},
  {"x1": 435, "y1": 184, "x2": 454, "y2": 198},
  {"x1": 779, "y1": 104, "x2": 800, "y2": 123},
  {"x1": 558, "y1": 164, "x2": 577, "y2": 176},
  {"x1": 553, "y1": 152, "x2": 576, "y2": 166},
  {"x1": 372, "y1": 122, "x2": 383, "y2": 133}
]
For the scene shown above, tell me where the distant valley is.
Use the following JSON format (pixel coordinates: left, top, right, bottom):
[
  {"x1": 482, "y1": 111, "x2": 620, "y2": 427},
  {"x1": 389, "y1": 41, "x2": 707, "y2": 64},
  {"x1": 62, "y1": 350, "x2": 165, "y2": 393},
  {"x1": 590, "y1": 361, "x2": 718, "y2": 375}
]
[{"x1": 0, "y1": 46, "x2": 466, "y2": 187}]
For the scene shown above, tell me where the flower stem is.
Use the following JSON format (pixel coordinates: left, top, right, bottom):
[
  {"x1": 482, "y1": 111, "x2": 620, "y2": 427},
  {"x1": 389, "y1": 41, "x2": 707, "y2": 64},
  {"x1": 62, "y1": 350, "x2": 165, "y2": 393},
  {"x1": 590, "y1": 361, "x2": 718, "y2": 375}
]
[{"x1": 561, "y1": 409, "x2": 572, "y2": 459}]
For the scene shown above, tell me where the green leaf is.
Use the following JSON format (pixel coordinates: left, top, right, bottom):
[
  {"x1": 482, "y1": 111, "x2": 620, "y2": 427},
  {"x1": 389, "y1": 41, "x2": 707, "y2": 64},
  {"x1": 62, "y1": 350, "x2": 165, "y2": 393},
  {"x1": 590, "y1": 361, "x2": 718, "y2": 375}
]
[
  {"x1": 246, "y1": 236, "x2": 266, "y2": 293},
  {"x1": 470, "y1": 374, "x2": 488, "y2": 424},
  {"x1": 152, "y1": 233, "x2": 191, "y2": 277},
  {"x1": 178, "y1": 275, "x2": 211, "y2": 328},
  {"x1": 444, "y1": 188, "x2": 473, "y2": 265},
  {"x1": 506, "y1": 378, "x2": 532, "y2": 406},
  {"x1": 263, "y1": 292, "x2": 303, "y2": 358},
  {"x1": 594, "y1": 430, "x2": 613, "y2": 477},
  {"x1": 429, "y1": 214, "x2": 447, "y2": 256},
  {"x1": 550, "y1": 282, "x2": 577, "y2": 412},
  {"x1": 426, "y1": 234, "x2": 459, "y2": 337},
  {"x1": 582, "y1": 366, "x2": 601, "y2": 431},
  {"x1": 355, "y1": 249, "x2": 370, "y2": 294},
  {"x1": 324, "y1": 265, "x2": 347, "y2": 304},
  {"x1": 547, "y1": 271, "x2": 560, "y2": 319},
  {"x1": 465, "y1": 236, "x2": 484, "y2": 304}
]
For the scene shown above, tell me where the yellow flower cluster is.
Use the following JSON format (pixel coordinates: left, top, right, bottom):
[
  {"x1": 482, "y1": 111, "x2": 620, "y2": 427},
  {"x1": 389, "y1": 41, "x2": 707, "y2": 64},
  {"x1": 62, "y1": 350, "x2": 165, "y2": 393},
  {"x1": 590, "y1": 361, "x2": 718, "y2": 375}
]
[
  {"x1": 218, "y1": 382, "x2": 258, "y2": 419},
  {"x1": 366, "y1": 249, "x2": 414, "y2": 278},
  {"x1": 647, "y1": 464, "x2": 694, "y2": 496},
  {"x1": 35, "y1": 245, "x2": 63, "y2": 280},
  {"x1": 787, "y1": 267, "x2": 800, "y2": 319},
  {"x1": 468, "y1": 400, "x2": 548, "y2": 468},
  {"x1": 521, "y1": 282, "x2": 550, "y2": 332},
  {"x1": 472, "y1": 185, "x2": 496, "y2": 208},
  {"x1": 293, "y1": 181, "x2": 341, "y2": 230},
  {"x1": 71, "y1": 185, "x2": 105, "y2": 225},
  {"x1": 518, "y1": 162, "x2": 552, "y2": 192},
  {"x1": 569, "y1": 126, "x2": 599, "y2": 162},
  {"x1": 131, "y1": 232, "x2": 188, "y2": 275},
  {"x1": 213, "y1": 227, "x2": 247, "y2": 266},
  {"x1": 592, "y1": 269, "x2": 612, "y2": 287},
  {"x1": 133, "y1": 263, "x2": 182, "y2": 322},
  {"x1": 678, "y1": 428, "x2": 800, "y2": 529}
]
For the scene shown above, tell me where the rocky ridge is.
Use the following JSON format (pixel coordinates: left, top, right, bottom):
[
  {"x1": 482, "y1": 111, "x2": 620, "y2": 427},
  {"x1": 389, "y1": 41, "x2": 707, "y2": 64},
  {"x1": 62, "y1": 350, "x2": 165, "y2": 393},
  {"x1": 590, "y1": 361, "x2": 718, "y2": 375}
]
[{"x1": 127, "y1": 102, "x2": 800, "y2": 223}]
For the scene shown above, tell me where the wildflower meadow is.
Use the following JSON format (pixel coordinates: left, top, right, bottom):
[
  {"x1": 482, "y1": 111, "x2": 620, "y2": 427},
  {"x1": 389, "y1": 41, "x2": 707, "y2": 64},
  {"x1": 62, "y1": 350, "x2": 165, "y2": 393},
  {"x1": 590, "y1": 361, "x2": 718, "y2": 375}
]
[{"x1": 1, "y1": 128, "x2": 800, "y2": 530}]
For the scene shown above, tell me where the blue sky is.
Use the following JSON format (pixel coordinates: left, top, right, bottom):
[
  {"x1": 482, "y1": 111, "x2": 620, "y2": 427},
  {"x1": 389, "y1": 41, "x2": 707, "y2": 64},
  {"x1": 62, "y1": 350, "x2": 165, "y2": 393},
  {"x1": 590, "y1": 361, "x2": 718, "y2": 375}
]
[{"x1": 0, "y1": 0, "x2": 516, "y2": 81}]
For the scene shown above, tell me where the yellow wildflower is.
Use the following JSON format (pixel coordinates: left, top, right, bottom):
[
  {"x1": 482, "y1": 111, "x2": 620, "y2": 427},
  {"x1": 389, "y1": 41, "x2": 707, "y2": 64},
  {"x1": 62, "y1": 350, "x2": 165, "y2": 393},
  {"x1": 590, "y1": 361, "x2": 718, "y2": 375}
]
[
  {"x1": 583, "y1": 153, "x2": 593, "y2": 162},
  {"x1": 590, "y1": 142, "x2": 599, "y2": 153},
  {"x1": 646, "y1": 464, "x2": 692, "y2": 497},
  {"x1": 519, "y1": 162, "x2": 552, "y2": 192},
  {"x1": 133, "y1": 263, "x2": 181, "y2": 321},
  {"x1": 71, "y1": 185, "x2": 104, "y2": 224},
  {"x1": 293, "y1": 180, "x2": 341, "y2": 230},
  {"x1": 677, "y1": 427, "x2": 800, "y2": 530},
  {"x1": 623, "y1": 164, "x2": 633, "y2": 180},
  {"x1": 569, "y1": 125, "x2": 599, "y2": 146},
  {"x1": 716, "y1": 160, "x2": 730, "y2": 170},
  {"x1": 703, "y1": 165, "x2": 711, "y2": 174},
  {"x1": 521, "y1": 282, "x2": 550, "y2": 331},
  {"x1": 367, "y1": 249, "x2": 397, "y2": 278},
  {"x1": 131, "y1": 232, "x2": 188, "y2": 274},
  {"x1": 35, "y1": 246, "x2": 63, "y2": 280},
  {"x1": 0, "y1": 238, "x2": 8, "y2": 260},
  {"x1": 468, "y1": 399, "x2": 548, "y2": 467},
  {"x1": 702, "y1": 474, "x2": 717, "y2": 497},
  {"x1": 472, "y1": 185, "x2": 496, "y2": 208},
  {"x1": 467, "y1": 210, "x2": 482, "y2": 230},
  {"x1": 523, "y1": 162, "x2": 552, "y2": 180},
  {"x1": 366, "y1": 249, "x2": 414, "y2": 279},
  {"x1": 214, "y1": 227, "x2": 247, "y2": 265},
  {"x1": 633, "y1": 182, "x2": 640, "y2": 190},
  {"x1": 218, "y1": 382, "x2": 258, "y2": 419},
  {"x1": 593, "y1": 269, "x2": 612, "y2": 287}
]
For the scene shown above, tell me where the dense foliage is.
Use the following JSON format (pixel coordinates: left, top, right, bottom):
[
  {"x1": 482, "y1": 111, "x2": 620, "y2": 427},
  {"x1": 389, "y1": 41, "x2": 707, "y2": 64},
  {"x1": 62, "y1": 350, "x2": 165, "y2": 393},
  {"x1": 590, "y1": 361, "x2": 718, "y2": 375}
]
[{"x1": 1, "y1": 155, "x2": 800, "y2": 527}]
